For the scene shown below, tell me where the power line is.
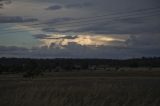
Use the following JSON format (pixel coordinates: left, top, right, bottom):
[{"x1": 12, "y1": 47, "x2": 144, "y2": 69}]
[
  {"x1": 52, "y1": 11, "x2": 160, "y2": 28},
  {"x1": 1, "y1": 6, "x2": 160, "y2": 30},
  {"x1": 0, "y1": 7, "x2": 160, "y2": 34},
  {"x1": 0, "y1": 14, "x2": 160, "y2": 34},
  {"x1": 17, "y1": 6, "x2": 160, "y2": 27},
  {"x1": 1, "y1": 7, "x2": 160, "y2": 29},
  {"x1": 18, "y1": 6, "x2": 160, "y2": 28},
  {"x1": 0, "y1": 11, "x2": 159, "y2": 35}
]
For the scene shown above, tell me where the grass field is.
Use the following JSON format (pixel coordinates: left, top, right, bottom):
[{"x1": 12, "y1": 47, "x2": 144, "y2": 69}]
[{"x1": 0, "y1": 70, "x2": 160, "y2": 106}]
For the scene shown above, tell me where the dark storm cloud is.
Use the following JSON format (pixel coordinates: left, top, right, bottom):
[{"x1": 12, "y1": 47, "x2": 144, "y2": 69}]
[
  {"x1": 32, "y1": 34, "x2": 50, "y2": 39},
  {"x1": 122, "y1": 33, "x2": 160, "y2": 56},
  {"x1": 49, "y1": 16, "x2": 160, "y2": 34},
  {"x1": 46, "y1": 17, "x2": 74, "y2": 25},
  {"x1": 0, "y1": 45, "x2": 125, "y2": 58},
  {"x1": 117, "y1": 17, "x2": 145, "y2": 24},
  {"x1": 40, "y1": 6, "x2": 160, "y2": 34},
  {"x1": 55, "y1": 36, "x2": 78, "y2": 40},
  {"x1": 42, "y1": 17, "x2": 75, "y2": 32},
  {"x1": 126, "y1": 34, "x2": 160, "y2": 47},
  {"x1": 1, "y1": 0, "x2": 160, "y2": 58},
  {"x1": 65, "y1": 2, "x2": 92, "y2": 9},
  {"x1": 0, "y1": 3, "x2": 3, "y2": 8},
  {"x1": 0, "y1": 16, "x2": 38, "y2": 23},
  {"x1": 0, "y1": 40, "x2": 160, "y2": 59},
  {"x1": 46, "y1": 5, "x2": 62, "y2": 10},
  {"x1": 42, "y1": 28, "x2": 58, "y2": 33},
  {"x1": 0, "y1": 0, "x2": 11, "y2": 8},
  {"x1": 12, "y1": 0, "x2": 160, "y2": 35},
  {"x1": 33, "y1": 34, "x2": 78, "y2": 40},
  {"x1": 46, "y1": 36, "x2": 78, "y2": 40},
  {"x1": 0, "y1": 46, "x2": 27, "y2": 52}
]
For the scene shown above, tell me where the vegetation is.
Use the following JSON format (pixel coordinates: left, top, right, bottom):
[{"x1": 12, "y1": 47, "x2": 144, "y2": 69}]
[
  {"x1": 0, "y1": 57, "x2": 160, "y2": 75},
  {"x1": 0, "y1": 57, "x2": 160, "y2": 105},
  {"x1": 0, "y1": 75, "x2": 160, "y2": 106}
]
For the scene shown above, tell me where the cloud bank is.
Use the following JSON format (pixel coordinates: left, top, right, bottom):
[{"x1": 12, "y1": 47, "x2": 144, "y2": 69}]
[
  {"x1": 0, "y1": 16, "x2": 38, "y2": 23},
  {"x1": 0, "y1": 0, "x2": 160, "y2": 58},
  {"x1": 46, "y1": 4, "x2": 62, "y2": 10}
]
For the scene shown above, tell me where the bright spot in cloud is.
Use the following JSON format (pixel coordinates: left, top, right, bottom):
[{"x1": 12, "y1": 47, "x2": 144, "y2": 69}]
[{"x1": 39, "y1": 34, "x2": 126, "y2": 48}]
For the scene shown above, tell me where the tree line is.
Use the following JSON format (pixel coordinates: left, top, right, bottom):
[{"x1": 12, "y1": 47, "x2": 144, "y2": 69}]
[{"x1": 0, "y1": 57, "x2": 160, "y2": 77}]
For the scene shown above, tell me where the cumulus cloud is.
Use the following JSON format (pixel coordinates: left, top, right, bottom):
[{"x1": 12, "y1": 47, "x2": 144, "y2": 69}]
[
  {"x1": 1, "y1": 33, "x2": 158, "y2": 59},
  {"x1": 31, "y1": 33, "x2": 160, "y2": 58},
  {"x1": 32, "y1": 33, "x2": 127, "y2": 48},
  {"x1": 0, "y1": 16, "x2": 38, "y2": 23}
]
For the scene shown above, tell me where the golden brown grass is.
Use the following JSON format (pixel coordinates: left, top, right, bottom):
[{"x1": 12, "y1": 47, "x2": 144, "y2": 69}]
[{"x1": 0, "y1": 72, "x2": 160, "y2": 106}]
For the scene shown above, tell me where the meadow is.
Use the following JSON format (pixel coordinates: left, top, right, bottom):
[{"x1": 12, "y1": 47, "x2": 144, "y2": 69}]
[{"x1": 0, "y1": 69, "x2": 160, "y2": 106}]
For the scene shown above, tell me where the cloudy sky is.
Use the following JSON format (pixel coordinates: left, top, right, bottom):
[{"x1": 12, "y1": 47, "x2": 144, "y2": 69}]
[{"x1": 0, "y1": 0, "x2": 160, "y2": 58}]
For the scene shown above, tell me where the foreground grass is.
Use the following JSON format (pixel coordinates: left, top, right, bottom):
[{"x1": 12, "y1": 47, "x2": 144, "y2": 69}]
[{"x1": 0, "y1": 72, "x2": 160, "y2": 106}]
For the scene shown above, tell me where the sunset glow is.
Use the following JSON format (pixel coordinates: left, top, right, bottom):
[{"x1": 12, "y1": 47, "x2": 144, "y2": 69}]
[{"x1": 39, "y1": 34, "x2": 126, "y2": 48}]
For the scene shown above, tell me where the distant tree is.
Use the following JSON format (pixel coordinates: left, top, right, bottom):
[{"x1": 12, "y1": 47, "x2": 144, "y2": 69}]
[{"x1": 0, "y1": 57, "x2": 160, "y2": 74}]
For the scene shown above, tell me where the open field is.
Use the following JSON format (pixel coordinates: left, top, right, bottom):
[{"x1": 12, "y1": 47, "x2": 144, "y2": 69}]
[{"x1": 0, "y1": 70, "x2": 160, "y2": 106}]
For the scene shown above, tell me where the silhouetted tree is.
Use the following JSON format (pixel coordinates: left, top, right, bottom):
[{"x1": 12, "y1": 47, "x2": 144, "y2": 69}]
[{"x1": 0, "y1": 57, "x2": 160, "y2": 75}]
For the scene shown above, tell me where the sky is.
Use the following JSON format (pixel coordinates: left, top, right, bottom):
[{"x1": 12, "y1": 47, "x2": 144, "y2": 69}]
[{"x1": 0, "y1": 0, "x2": 160, "y2": 58}]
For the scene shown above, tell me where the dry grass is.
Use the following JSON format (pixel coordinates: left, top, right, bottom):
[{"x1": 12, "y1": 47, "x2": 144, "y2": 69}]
[{"x1": 0, "y1": 72, "x2": 160, "y2": 106}]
